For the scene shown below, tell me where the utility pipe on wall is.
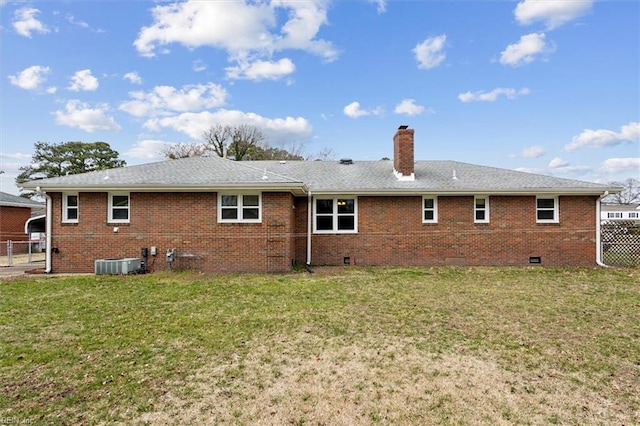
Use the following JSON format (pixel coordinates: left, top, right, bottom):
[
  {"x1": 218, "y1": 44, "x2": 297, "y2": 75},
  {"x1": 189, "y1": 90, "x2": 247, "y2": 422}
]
[
  {"x1": 306, "y1": 191, "x2": 312, "y2": 267},
  {"x1": 596, "y1": 191, "x2": 609, "y2": 268},
  {"x1": 44, "y1": 192, "x2": 52, "y2": 273}
]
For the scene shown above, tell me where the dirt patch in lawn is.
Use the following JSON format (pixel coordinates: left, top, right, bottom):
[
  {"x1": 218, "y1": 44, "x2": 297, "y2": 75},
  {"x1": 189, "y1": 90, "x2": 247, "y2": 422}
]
[{"x1": 134, "y1": 333, "x2": 634, "y2": 425}]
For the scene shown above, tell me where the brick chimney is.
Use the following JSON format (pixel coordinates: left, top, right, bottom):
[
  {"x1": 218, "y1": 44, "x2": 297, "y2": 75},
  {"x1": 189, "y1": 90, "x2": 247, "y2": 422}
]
[{"x1": 393, "y1": 125, "x2": 415, "y2": 181}]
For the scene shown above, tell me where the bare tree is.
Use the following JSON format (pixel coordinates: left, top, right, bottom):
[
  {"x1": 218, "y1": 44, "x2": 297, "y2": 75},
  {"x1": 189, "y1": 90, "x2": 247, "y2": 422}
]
[
  {"x1": 162, "y1": 142, "x2": 208, "y2": 159},
  {"x1": 605, "y1": 177, "x2": 640, "y2": 204},
  {"x1": 308, "y1": 147, "x2": 337, "y2": 161},
  {"x1": 202, "y1": 124, "x2": 230, "y2": 158},
  {"x1": 202, "y1": 124, "x2": 266, "y2": 160},
  {"x1": 228, "y1": 124, "x2": 266, "y2": 161}
]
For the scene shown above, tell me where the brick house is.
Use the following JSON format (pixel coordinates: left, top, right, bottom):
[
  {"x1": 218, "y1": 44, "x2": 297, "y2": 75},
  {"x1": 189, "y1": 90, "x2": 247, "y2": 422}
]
[
  {"x1": 0, "y1": 191, "x2": 44, "y2": 255},
  {"x1": 20, "y1": 126, "x2": 619, "y2": 274}
]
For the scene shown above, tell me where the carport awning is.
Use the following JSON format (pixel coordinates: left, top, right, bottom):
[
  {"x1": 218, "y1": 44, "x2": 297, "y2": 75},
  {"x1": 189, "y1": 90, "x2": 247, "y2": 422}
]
[{"x1": 25, "y1": 215, "x2": 46, "y2": 234}]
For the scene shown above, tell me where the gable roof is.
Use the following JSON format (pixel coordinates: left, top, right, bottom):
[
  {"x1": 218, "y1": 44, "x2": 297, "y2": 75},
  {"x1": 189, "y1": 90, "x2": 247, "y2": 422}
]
[
  {"x1": 0, "y1": 191, "x2": 44, "y2": 208},
  {"x1": 20, "y1": 155, "x2": 617, "y2": 196}
]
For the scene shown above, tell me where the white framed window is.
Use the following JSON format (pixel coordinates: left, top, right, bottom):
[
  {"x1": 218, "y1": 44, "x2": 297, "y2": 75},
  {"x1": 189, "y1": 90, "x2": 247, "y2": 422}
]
[
  {"x1": 607, "y1": 212, "x2": 623, "y2": 219},
  {"x1": 218, "y1": 193, "x2": 262, "y2": 223},
  {"x1": 108, "y1": 193, "x2": 130, "y2": 223},
  {"x1": 629, "y1": 212, "x2": 639, "y2": 219},
  {"x1": 62, "y1": 192, "x2": 79, "y2": 223},
  {"x1": 474, "y1": 196, "x2": 490, "y2": 223},
  {"x1": 313, "y1": 197, "x2": 357, "y2": 233},
  {"x1": 422, "y1": 196, "x2": 438, "y2": 223},
  {"x1": 536, "y1": 196, "x2": 558, "y2": 223}
]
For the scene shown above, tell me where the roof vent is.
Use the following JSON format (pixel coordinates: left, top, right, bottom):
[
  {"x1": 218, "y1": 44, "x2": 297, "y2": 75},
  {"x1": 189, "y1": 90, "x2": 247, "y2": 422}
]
[{"x1": 339, "y1": 158, "x2": 353, "y2": 165}]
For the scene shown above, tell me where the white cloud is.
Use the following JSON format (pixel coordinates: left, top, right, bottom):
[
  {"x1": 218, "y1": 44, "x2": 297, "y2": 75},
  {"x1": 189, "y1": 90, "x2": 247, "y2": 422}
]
[
  {"x1": 226, "y1": 58, "x2": 295, "y2": 81},
  {"x1": 564, "y1": 122, "x2": 640, "y2": 152},
  {"x1": 143, "y1": 109, "x2": 312, "y2": 142},
  {"x1": 13, "y1": 7, "x2": 49, "y2": 37},
  {"x1": 369, "y1": 0, "x2": 386, "y2": 14},
  {"x1": 515, "y1": 0, "x2": 593, "y2": 30},
  {"x1": 66, "y1": 14, "x2": 89, "y2": 29},
  {"x1": 119, "y1": 83, "x2": 228, "y2": 118},
  {"x1": 45, "y1": 86, "x2": 57, "y2": 94},
  {"x1": 123, "y1": 72, "x2": 142, "y2": 85},
  {"x1": 343, "y1": 101, "x2": 383, "y2": 119},
  {"x1": 548, "y1": 157, "x2": 569, "y2": 168},
  {"x1": 413, "y1": 34, "x2": 447, "y2": 70},
  {"x1": 8, "y1": 65, "x2": 50, "y2": 90},
  {"x1": 192, "y1": 60, "x2": 207, "y2": 72},
  {"x1": 394, "y1": 99, "x2": 426, "y2": 116},
  {"x1": 512, "y1": 145, "x2": 545, "y2": 158},
  {"x1": 517, "y1": 163, "x2": 591, "y2": 176},
  {"x1": 499, "y1": 33, "x2": 551, "y2": 67},
  {"x1": 54, "y1": 100, "x2": 121, "y2": 133},
  {"x1": 133, "y1": 0, "x2": 338, "y2": 79},
  {"x1": 67, "y1": 69, "x2": 99, "y2": 92},
  {"x1": 599, "y1": 157, "x2": 640, "y2": 174},
  {"x1": 458, "y1": 87, "x2": 530, "y2": 103},
  {"x1": 124, "y1": 140, "x2": 171, "y2": 160}
]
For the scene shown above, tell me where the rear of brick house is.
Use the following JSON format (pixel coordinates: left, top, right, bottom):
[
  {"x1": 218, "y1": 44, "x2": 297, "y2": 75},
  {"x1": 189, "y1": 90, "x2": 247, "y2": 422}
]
[{"x1": 22, "y1": 126, "x2": 618, "y2": 274}]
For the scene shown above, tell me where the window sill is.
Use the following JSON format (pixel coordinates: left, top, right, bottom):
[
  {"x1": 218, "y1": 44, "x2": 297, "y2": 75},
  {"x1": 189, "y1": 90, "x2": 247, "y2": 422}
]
[
  {"x1": 218, "y1": 220, "x2": 262, "y2": 224},
  {"x1": 313, "y1": 231, "x2": 358, "y2": 234}
]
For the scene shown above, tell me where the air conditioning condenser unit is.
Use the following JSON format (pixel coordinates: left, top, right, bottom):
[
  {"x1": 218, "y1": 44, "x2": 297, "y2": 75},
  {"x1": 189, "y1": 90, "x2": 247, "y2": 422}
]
[{"x1": 95, "y1": 258, "x2": 141, "y2": 275}]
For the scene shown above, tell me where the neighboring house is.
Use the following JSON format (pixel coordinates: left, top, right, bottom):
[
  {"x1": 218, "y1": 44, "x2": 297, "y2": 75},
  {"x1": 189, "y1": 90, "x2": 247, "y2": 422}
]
[
  {"x1": 0, "y1": 191, "x2": 44, "y2": 255},
  {"x1": 600, "y1": 203, "x2": 640, "y2": 222},
  {"x1": 20, "y1": 126, "x2": 620, "y2": 274}
]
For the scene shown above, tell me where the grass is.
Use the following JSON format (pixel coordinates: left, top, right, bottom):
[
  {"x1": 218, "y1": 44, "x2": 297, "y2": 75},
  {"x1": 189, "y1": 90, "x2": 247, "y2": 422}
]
[{"x1": 1, "y1": 266, "x2": 639, "y2": 425}]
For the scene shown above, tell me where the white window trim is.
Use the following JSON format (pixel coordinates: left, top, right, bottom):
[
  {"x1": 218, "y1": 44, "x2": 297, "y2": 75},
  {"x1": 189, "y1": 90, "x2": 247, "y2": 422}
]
[
  {"x1": 536, "y1": 196, "x2": 559, "y2": 224},
  {"x1": 474, "y1": 195, "x2": 490, "y2": 223},
  {"x1": 217, "y1": 193, "x2": 262, "y2": 223},
  {"x1": 62, "y1": 192, "x2": 79, "y2": 223},
  {"x1": 313, "y1": 196, "x2": 358, "y2": 234},
  {"x1": 422, "y1": 196, "x2": 438, "y2": 224},
  {"x1": 108, "y1": 192, "x2": 130, "y2": 224}
]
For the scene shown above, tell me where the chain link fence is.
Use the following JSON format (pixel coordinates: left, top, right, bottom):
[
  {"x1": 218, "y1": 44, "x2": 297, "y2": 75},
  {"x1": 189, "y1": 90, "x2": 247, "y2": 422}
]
[
  {"x1": 601, "y1": 220, "x2": 640, "y2": 267},
  {"x1": 0, "y1": 240, "x2": 46, "y2": 267}
]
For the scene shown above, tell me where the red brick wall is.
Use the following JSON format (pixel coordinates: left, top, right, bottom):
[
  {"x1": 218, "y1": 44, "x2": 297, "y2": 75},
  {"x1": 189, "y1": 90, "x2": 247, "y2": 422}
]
[
  {"x1": 49, "y1": 192, "x2": 296, "y2": 273},
  {"x1": 305, "y1": 195, "x2": 599, "y2": 267},
  {"x1": 0, "y1": 206, "x2": 31, "y2": 241},
  {"x1": 48, "y1": 192, "x2": 600, "y2": 273}
]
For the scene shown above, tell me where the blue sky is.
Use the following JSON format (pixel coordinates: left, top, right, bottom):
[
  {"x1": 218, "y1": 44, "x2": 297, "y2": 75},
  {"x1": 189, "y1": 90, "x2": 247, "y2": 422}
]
[{"x1": 1, "y1": 0, "x2": 638, "y2": 195}]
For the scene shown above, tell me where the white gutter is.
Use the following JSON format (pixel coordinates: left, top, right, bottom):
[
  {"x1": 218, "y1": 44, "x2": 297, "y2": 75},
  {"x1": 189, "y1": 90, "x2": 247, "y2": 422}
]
[
  {"x1": 596, "y1": 191, "x2": 609, "y2": 267},
  {"x1": 306, "y1": 191, "x2": 312, "y2": 266}
]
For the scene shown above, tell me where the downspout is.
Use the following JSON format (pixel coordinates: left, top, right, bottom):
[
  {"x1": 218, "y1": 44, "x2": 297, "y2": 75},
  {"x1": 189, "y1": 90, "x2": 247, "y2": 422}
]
[
  {"x1": 596, "y1": 191, "x2": 609, "y2": 267},
  {"x1": 306, "y1": 190, "x2": 312, "y2": 267},
  {"x1": 39, "y1": 188, "x2": 53, "y2": 273}
]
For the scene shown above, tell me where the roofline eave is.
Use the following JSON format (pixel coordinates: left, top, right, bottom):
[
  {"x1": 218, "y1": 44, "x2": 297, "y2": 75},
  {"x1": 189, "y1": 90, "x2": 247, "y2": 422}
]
[
  {"x1": 307, "y1": 187, "x2": 619, "y2": 196},
  {"x1": 20, "y1": 182, "x2": 309, "y2": 196}
]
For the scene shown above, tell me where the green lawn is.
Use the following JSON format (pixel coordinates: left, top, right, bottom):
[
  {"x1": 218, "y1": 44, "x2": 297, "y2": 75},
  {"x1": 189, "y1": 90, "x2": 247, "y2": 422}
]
[{"x1": 1, "y1": 267, "x2": 639, "y2": 425}]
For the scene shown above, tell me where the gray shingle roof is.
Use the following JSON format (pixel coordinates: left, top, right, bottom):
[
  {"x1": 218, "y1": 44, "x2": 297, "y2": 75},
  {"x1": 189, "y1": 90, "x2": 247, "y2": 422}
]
[
  {"x1": 0, "y1": 191, "x2": 44, "y2": 208},
  {"x1": 260, "y1": 159, "x2": 612, "y2": 193},
  {"x1": 21, "y1": 155, "x2": 616, "y2": 195}
]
